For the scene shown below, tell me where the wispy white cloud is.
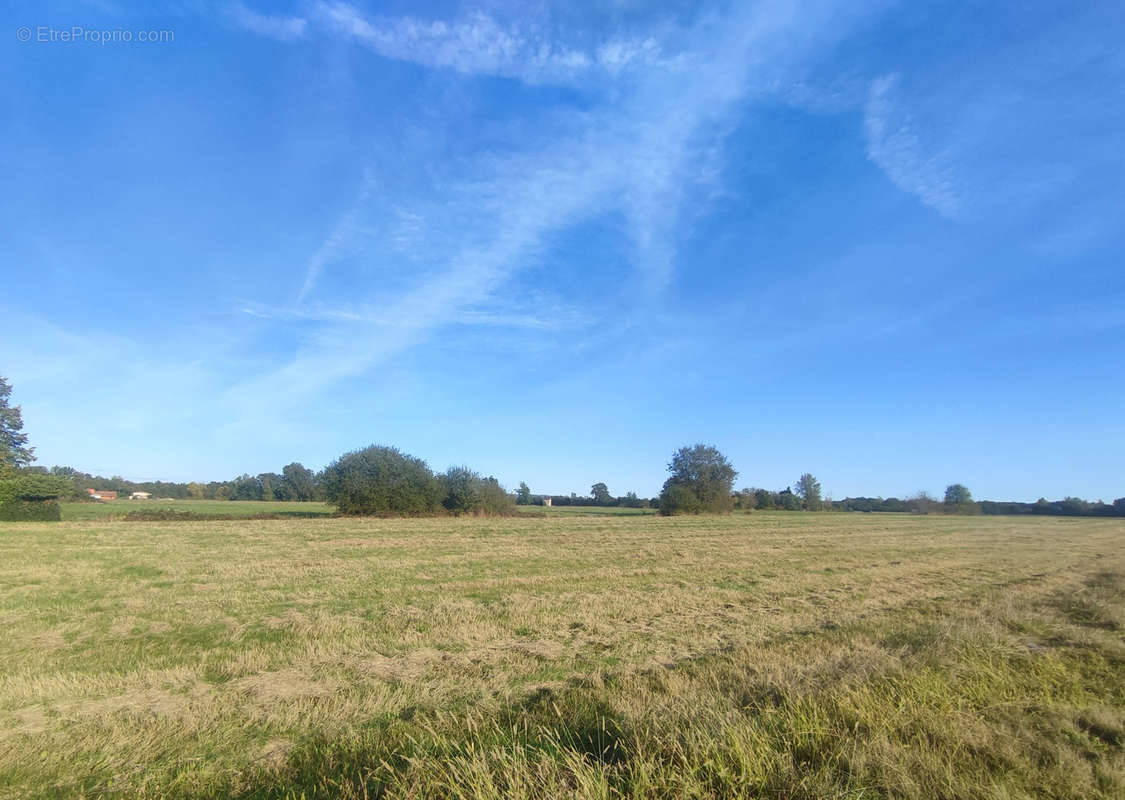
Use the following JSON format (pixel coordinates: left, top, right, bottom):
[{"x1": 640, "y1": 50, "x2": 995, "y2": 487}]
[
  {"x1": 229, "y1": 2, "x2": 307, "y2": 41},
  {"x1": 307, "y1": 1, "x2": 667, "y2": 84},
  {"x1": 229, "y1": 1, "x2": 882, "y2": 415},
  {"x1": 233, "y1": 156, "x2": 609, "y2": 408},
  {"x1": 9, "y1": 0, "x2": 1122, "y2": 496},
  {"x1": 597, "y1": 37, "x2": 661, "y2": 74},
  {"x1": 296, "y1": 169, "x2": 377, "y2": 302},
  {"x1": 864, "y1": 74, "x2": 960, "y2": 217},
  {"x1": 239, "y1": 300, "x2": 592, "y2": 332}
]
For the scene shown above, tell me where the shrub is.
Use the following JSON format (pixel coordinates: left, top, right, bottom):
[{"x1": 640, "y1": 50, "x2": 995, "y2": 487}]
[
  {"x1": 776, "y1": 489, "x2": 804, "y2": 511},
  {"x1": 659, "y1": 484, "x2": 702, "y2": 515},
  {"x1": 0, "y1": 473, "x2": 72, "y2": 503},
  {"x1": 322, "y1": 445, "x2": 443, "y2": 516},
  {"x1": 943, "y1": 484, "x2": 979, "y2": 514},
  {"x1": 0, "y1": 474, "x2": 69, "y2": 521},
  {"x1": 440, "y1": 466, "x2": 516, "y2": 516},
  {"x1": 658, "y1": 444, "x2": 737, "y2": 515},
  {"x1": 0, "y1": 499, "x2": 61, "y2": 521}
]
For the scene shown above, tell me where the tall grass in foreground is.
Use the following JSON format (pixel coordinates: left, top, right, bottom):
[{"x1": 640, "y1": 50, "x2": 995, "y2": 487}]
[
  {"x1": 0, "y1": 514, "x2": 1121, "y2": 798},
  {"x1": 163, "y1": 571, "x2": 1125, "y2": 799}
]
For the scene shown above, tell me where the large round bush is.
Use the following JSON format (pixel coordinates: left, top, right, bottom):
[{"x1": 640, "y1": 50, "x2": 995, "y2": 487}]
[{"x1": 322, "y1": 445, "x2": 443, "y2": 515}]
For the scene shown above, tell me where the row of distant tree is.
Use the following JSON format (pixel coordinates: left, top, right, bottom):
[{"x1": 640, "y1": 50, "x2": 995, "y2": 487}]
[
  {"x1": 520, "y1": 449, "x2": 1125, "y2": 518},
  {"x1": 32, "y1": 447, "x2": 516, "y2": 516},
  {"x1": 36, "y1": 463, "x2": 325, "y2": 502},
  {"x1": 740, "y1": 483, "x2": 1125, "y2": 517},
  {"x1": 20, "y1": 457, "x2": 1125, "y2": 520},
  {"x1": 2, "y1": 374, "x2": 1122, "y2": 519},
  {"x1": 27, "y1": 462, "x2": 1125, "y2": 520},
  {"x1": 516, "y1": 482, "x2": 655, "y2": 508}
]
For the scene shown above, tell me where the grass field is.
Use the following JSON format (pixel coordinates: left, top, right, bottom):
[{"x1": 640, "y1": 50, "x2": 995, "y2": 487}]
[
  {"x1": 60, "y1": 500, "x2": 654, "y2": 521},
  {"x1": 515, "y1": 505, "x2": 658, "y2": 516},
  {"x1": 58, "y1": 500, "x2": 336, "y2": 521},
  {"x1": 1, "y1": 513, "x2": 1122, "y2": 799}
]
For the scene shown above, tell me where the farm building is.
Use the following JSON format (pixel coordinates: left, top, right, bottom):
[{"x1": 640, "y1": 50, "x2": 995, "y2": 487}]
[
  {"x1": 86, "y1": 489, "x2": 118, "y2": 501},
  {"x1": 129, "y1": 492, "x2": 152, "y2": 500}
]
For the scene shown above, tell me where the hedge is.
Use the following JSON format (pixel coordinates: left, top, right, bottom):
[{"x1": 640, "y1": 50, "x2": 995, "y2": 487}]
[
  {"x1": 0, "y1": 474, "x2": 69, "y2": 521},
  {"x1": 0, "y1": 499, "x2": 62, "y2": 522},
  {"x1": 0, "y1": 474, "x2": 72, "y2": 502}
]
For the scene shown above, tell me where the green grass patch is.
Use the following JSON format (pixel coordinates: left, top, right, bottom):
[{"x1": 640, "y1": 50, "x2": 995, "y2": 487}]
[
  {"x1": 0, "y1": 513, "x2": 1122, "y2": 798},
  {"x1": 58, "y1": 499, "x2": 336, "y2": 521}
]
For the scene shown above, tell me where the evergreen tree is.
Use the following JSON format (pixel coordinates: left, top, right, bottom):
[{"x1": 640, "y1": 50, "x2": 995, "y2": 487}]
[{"x1": 0, "y1": 377, "x2": 34, "y2": 472}]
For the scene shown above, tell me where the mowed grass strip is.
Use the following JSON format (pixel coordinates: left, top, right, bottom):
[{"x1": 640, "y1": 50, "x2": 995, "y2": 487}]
[
  {"x1": 58, "y1": 500, "x2": 336, "y2": 522},
  {"x1": 0, "y1": 513, "x2": 1122, "y2": 798}
]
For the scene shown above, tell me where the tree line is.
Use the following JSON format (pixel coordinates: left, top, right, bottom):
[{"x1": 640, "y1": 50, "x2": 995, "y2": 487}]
[
  {"x1": 516, "y1": 482, "x2": 655, "y2": 508},
  {"x1": 33, "y1": 452, "x2": 517, "y2": 517},
  {"x1": 26, "y1": 463, "x2": 325, "y2": 503},
  {"x1": 2, "y1": 377, "x2": 1122, "y2": 519}
]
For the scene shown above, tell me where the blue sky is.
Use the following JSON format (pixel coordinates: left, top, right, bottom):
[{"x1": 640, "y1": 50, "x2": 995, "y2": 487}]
[{"x1": 2, "y1": 0, "x2": 1122, "y2": 501}]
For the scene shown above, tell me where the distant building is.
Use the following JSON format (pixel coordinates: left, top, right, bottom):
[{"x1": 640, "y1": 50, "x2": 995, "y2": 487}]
[
  {"x1": 87, "y1": 488, "x2": 118, "y2": 501},
  {"x1": 129, "y1": 492, "x2": 152, "y2": 501},
  {"x1": 542, "y1": 497, "x2": 552, "y2": 507}
]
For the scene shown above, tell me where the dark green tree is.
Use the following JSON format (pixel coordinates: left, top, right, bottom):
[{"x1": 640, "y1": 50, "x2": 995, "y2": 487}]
[
  {"x1": 944, "y1": 484, "x2": 972, "y2": 505},
  {"x1": 440, "y1": 466, "x2": 515, "y2": 515},
  {"x1": 322, "y1": 445, "x2": 443, "y2": 515},
  {"x1": 231, "y1": 474, "x2": 263, "y2": 501},
  {"x1": 441, "y1": 466, "x2": 480, "y2": 513},
  {"x1": 516, "y1": 481, "x2": 532, "y2": 505},
  {"x1": 732, "y1": 488, "x2": 757, "y2": 510},
  {"x1": 660, "y1": 483, "x2": 702, "y2": 514},
  {"x1": 619, "y1": 491, "x2": 644, "y2": 508},
  {"x1": 944, "y1": 484, "x2": 978, "y2": 514},
  {"x1": 795, "y1": 473, "x2": 823, "y2": 511},
  {"x1": 658, "y1": 444, "x2": 737, "y2": 515},
  {"x1": 257, "y1": 473, "x2": 283, "y2": 501},
  {"x1": 280, "y1": 462, "x2": 317, "y2": 501},
  {"x1": 1057, "y1": 497, "x2": 1088, "y2": 516},
  {"x1": 590, "y1": 482, "x2": 612, "y2": 506},
  {"x1": 0, "y1": 377, "x2": 34, "y2": 472},
  {"x1": 777, "y1": 488, "x2": 803, "y2": 511}
]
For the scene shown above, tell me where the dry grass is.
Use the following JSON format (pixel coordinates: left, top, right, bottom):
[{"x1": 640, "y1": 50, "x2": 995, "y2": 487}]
[
  {"x1": 58, "y1": 499, "x2": 335, "y2": 522},
  {"x1": 0, "y1": 512, "x2": 1122, "y2": 798}
]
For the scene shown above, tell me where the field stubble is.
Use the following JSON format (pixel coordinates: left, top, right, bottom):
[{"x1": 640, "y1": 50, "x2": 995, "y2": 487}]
[{"x1": 0, "y1": 512, "x2": 1122, "y2": 798}]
